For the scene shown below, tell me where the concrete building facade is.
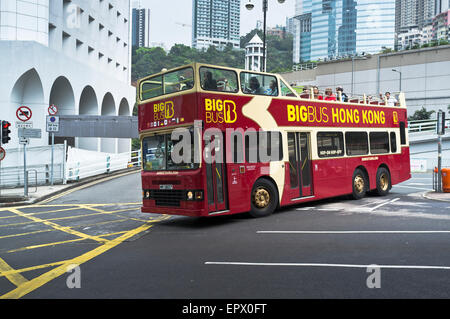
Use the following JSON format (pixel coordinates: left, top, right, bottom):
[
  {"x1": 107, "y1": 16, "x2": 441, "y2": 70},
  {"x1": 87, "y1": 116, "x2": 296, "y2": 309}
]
[
  {"x1": 0, "y1": 0, "x2": 134, "y2": 153},
  {"x1": 282, "y1": 45, "x2": 450, "y2": 114}
]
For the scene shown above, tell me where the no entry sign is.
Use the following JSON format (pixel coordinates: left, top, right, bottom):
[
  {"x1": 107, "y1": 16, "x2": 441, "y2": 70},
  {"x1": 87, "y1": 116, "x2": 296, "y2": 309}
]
[
  {"x1": 48, "y1": 104, "x2": 58, "y2": 116},
  {"x1": 16, "y1": 106, "x2": 32, "y2": 122},
  {"x1": 0, "y1": 147, "x2": 5, "y2": 161}
]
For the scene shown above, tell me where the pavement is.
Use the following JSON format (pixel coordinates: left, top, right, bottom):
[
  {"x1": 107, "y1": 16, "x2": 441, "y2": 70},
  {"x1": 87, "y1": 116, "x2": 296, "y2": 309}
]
[
  {"x1": 0, "y1": 168, "x2": 140, "y2": 207},
  {"x1": 423, "y1": 190, "x2": 450, "y2": 202}
]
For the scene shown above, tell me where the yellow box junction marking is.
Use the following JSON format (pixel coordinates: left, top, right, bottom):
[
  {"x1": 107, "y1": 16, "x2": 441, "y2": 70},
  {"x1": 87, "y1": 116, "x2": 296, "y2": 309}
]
[{"x1": 0, "y1": 202, "x2": 169, "y2": 299}]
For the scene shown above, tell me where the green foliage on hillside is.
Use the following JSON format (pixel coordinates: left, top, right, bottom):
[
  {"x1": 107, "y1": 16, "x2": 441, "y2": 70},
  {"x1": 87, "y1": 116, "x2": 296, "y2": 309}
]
[{"x1": 131, "y1": 29, "x2": 293, "y2": 82}]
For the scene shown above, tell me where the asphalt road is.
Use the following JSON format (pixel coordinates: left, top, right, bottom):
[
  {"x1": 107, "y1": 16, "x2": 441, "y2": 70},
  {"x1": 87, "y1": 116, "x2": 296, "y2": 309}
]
[{"x1": 1, "y1": 171, "x2": 449, "y2": 300}]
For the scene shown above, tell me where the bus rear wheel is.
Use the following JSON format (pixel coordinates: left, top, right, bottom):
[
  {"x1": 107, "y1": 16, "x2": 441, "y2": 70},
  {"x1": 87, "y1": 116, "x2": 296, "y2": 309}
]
[
  {"x1": 249, "y1": 179, "x2": 278, "y2": 218},
  {"x1": 375, "y1": 167, "x2": 391, "y2": 196},
  {"x1": 352, "y1": 169, "x2": 367, "y2": 200}
]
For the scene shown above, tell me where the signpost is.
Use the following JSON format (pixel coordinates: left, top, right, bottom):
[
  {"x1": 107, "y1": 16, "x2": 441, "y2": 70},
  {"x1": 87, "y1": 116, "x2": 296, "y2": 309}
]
[
  {"x1": 16, "y1": 106, "x2": 33, "y2": 197},
  {"x1": 47, "y1": 111, "x2": 59, "y2": 186},
  {"x1": 0, "y1": 146, "x2": 3, "y2": 197},
  {"x1": 436, "y1": 110, "x2": 446, "y2": 192}
]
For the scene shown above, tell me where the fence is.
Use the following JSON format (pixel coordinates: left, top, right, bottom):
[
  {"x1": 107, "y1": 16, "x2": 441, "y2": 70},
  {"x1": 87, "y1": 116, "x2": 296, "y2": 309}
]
[{"x1": 0, "y1": 144, "x2": 141, "y2": 190}]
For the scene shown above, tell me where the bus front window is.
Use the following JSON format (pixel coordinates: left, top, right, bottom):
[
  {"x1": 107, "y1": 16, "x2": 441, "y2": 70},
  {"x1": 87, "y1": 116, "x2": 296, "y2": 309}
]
[{"x1": 143, "y1": 128, "x2": 199, "y2": 171}]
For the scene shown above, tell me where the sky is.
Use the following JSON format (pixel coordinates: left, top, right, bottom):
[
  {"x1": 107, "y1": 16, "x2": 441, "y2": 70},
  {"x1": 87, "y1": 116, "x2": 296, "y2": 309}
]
[{"x1": 134, "y1": 0, "x2": 296, "y2": 50}]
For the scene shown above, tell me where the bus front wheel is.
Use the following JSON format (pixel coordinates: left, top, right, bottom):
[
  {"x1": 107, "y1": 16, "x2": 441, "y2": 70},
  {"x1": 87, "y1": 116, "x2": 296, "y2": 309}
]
[
  {"x1": 249, "y1": 179, "x2": 278, "y2": 218},
  {"x1": 352, "y1": 169, "x2": 368, "y2": 200}
]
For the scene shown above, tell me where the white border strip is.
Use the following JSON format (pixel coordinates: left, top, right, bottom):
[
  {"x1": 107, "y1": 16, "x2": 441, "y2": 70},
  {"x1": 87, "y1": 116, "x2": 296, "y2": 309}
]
[
  {"x1": 257, "y1": 230, "x2": 450, "y2": 234},
  {"x1": 204, "y1": 261, "x2": 450, "y2": 270}
]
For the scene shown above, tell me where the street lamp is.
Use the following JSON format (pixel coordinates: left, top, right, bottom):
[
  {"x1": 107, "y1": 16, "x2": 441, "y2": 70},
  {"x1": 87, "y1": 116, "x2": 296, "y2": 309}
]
[
  {"x1": 245, "y1": 0, "x2": 286, "y2": 72},
  {"x1": 392, "y1": 68, "x2": 402, "y2": 92},
  {"x1": 351, "y1": 53, "x2": 368, "y2": 96}
]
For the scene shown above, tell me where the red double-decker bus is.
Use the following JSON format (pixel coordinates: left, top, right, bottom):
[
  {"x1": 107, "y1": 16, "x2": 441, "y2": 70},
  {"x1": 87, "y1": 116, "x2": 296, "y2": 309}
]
[{"x1": 137, "y1": 63, "x2": 410, "y2": 217}]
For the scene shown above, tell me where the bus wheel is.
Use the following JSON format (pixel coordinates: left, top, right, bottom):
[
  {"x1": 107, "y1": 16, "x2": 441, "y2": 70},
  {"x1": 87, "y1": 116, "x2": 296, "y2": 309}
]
[
  {"x1": 375, "y1": 167, "x2": 391, "y2": 196},
  {"x1": 250, "y1": 179, "x2": 278, "y2": 218},
  {"x1": 352, "y1": 169, "x2": 367, "y2": 200}
]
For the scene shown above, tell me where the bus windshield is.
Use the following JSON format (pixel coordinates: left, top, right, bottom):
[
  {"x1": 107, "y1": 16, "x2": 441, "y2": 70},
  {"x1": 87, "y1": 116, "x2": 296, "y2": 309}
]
[
  {"x1": 140, "y1": 67, "x2": 194, "y2": 101},
  {"x1": 142, "y1": 128, "x2": 199, "y2": 171}
]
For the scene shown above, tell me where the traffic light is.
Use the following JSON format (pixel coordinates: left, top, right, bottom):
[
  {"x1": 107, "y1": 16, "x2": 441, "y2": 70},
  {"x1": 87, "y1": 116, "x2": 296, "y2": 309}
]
[{"x1": 1, "y1": 121, "x2": 11, "y2": 144}]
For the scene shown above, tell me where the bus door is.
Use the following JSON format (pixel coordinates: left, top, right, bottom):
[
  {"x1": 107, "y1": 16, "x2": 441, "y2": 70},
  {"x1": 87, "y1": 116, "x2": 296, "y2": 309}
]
[
  {"x1": 205, "y1": 135, "x2": 228, "y2": 213},
  {"x1": 287, "y1": 132, "x2": 313, "y2": 198}
]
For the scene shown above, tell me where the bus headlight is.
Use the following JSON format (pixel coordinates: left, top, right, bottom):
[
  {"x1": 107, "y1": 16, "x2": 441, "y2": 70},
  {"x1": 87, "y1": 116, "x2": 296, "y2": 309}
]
[
  {"x1": 195, "y1": 191, "x2": 203, "y2": 200},
  {"x1": 186, "y1": 191, "x2": 194, "y2": 200}
]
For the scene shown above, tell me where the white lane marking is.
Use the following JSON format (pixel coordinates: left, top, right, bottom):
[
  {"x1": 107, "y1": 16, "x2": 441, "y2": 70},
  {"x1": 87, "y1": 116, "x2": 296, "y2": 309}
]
[
  {"x1": 204, "y1": 262, "x2": 450, "y2": 270},
  {"x1": 257, "y1": 230, "x2": 450, "y2": 234},
  {"x1": 367, "y1": 198, "x2": 400, "y2": 211},
  {"x1": 407, "y1": 183, "x2": 429, "y2": 186},
  {"x1": 394, "y1": 185, "x2": 433, "y2": 191}
]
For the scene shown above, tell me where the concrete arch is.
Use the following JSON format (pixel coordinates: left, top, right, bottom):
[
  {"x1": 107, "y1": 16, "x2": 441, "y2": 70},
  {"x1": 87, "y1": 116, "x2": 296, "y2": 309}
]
[
  {"x1": 118, "y1": 98, "x2": 131, "y2": 153},
  {"x1": 49, "y1": 76, "x2": 75, "y2": 115},
  {"x1": 11, "y1": 68, "x2": 45, "y2": 107},
  {"x1": 100, "y1": 92, "x2": 116, "y2": 153},
  {"x1": 78, "y1": 85, "x2": 99, "y2": 151}
]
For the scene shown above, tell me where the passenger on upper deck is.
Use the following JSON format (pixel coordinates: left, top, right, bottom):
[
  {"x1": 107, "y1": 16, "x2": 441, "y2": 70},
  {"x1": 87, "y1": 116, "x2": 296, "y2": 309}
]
[
  {"x1": 324, "y1": 88, "x2": 337, "y2": 101},
  {"x1": 266, "y1": 80, "x2": 278, "y2": 96},
  {"x1": 336, "y1": 86, "x2": 348, "y2": 102},
  {"x1": 312, "y1": 86, "x2": 323, "y2": 100},
  {"x1": 248, "y1": 77, "x2": 265, "y2": 95},
  {"x1": 381, "y1": 92, "x2": 398, "y2": 106},
  {"x1": 203, "y1": 71, "x2": 217, "y2": 90}
]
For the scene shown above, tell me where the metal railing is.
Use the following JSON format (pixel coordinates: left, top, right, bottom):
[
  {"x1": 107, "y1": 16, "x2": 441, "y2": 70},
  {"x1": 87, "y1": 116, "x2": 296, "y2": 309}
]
[
  {"x1": 408, "y1": 119, "x2": 438, "y2": 133},
  {"x1": 66, "y1": 150, "x2": 141, "y2": 182}
]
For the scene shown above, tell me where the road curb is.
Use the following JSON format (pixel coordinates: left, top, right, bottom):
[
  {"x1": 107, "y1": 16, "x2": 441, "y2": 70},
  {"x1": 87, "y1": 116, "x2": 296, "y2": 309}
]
[
  {"x1": 0, "y1": 168, "x2": 141, "y2": 207},
  {"x1": 422, "y1": 191, "x2": 450, "y2": 202}
]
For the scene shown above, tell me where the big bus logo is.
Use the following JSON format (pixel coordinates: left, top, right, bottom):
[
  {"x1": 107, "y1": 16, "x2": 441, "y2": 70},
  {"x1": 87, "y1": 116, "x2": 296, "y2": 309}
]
[
  {"x1": 393, "y1": 111, "x2": 399, "y2": 124},
  {"x1": 205, "y1": 99, "x2": 237, "y2": 124},
  {"x1": 154, "y1": 101, "x2": 174, "y2": 121}
]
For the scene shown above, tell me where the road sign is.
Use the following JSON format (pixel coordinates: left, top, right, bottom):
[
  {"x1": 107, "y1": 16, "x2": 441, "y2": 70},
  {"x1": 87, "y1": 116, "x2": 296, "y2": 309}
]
[
  {"x1": 19, "y1": 137, "x2": 29, "y2": 145},
  {"x1": 18, "y1": 128, "x2": 42, "y2": 139},
  {"x1": 48, "y1": 104, "x2": 58, "y2": 116},
  {"x1": 16, "y1": 106, "x2": 32, "y2": 122},
  {"x1": 16, "y1": 121, "x2": 33, "y2": 129},
  {"x1": 46, "y1": 116, "x2": 60, "y2": 132},
  {"x1": 0, "y1": 147, "x2": 5, "y2": 161}
]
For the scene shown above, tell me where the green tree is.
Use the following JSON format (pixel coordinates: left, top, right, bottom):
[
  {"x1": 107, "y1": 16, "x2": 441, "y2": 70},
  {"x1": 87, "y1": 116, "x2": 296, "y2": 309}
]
[{"x1": 408, "y1": 106, "x2": 435, "y2": 121}]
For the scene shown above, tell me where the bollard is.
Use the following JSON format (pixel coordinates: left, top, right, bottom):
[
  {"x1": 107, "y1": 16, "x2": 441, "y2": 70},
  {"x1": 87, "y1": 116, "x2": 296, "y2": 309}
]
[{"x1": 442, "y1": 168, "x2": 450, "y2": 193}]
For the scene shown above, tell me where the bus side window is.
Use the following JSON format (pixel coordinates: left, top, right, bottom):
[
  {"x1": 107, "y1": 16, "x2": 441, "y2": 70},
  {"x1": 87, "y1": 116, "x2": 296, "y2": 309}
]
[
  {"x1": 390, "y1": 132, "x2": 397, "y2": 153},
  {"x1": 399, "y1": 122, "x2": 406, "y2": 145}
]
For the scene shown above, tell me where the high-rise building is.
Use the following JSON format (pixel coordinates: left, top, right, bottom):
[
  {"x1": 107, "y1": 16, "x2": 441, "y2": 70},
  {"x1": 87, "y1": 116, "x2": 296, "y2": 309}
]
[
  {"x1": 395, "y1": 1, "x2": 439, "y2": 48},
  {"x1": 192, "y1": 0, "x2": 240, "y2": 50},
  {"x1": 395, "y1": 0, "x2": 436, "y2": 33},
  {"x1": 435, "y1": 0, "x2": 450, "y2": 15},
  {"x1": 132, "y1": 6, "x2": 151, "y2": 48},
  {"x1": 293, "y1": 0, "x2": 396, "y2": 63},
  {"x1": 0, "y1": 0, "x2": 134, "y2": 153}
]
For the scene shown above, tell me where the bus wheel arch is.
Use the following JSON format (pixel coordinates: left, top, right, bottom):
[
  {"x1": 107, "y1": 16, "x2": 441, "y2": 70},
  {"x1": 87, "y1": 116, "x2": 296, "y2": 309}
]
[
  {"x1": 351, "y1": 166, "x2": 369, "y2": 200},
  {"x1": 375, "y1": 165, "x2": 392, "y2": 196},
  {"x1": 249, "y1": 177, "x2": 279, "y2": 218}
]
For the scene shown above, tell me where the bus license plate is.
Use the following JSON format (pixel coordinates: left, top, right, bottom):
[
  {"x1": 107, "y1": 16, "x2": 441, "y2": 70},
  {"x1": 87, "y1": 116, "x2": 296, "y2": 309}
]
[{"x1": 159, "y1": 184, "x2": 173, "y2": 190}]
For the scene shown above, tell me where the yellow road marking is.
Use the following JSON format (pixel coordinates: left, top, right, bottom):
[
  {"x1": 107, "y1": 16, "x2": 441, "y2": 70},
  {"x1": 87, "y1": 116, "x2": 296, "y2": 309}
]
[
  {"x1": 0, "y1": 257, "x2": 29, "y2": 287},
  {"x1": 1, "y1": 215, "x2": 169, "y2": 299},
  {"x1": 6, "y1": 231, "x2": 128, "y2": 254},
  {"x1": 0, "y1": 229, "x2": 53, "y2": 240},
  {"x1": 8, "y1": 208, "x2": 109, "y2": 244},
  {"x1": 0, "y1": 207, "x2": 140, "y2": 229},
  {"x1": 0, "y1": 261, "x2": 69, "y2": 278},
  {"x1": 0, "y1": 206, "x2": 82, "y2": 221}
]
